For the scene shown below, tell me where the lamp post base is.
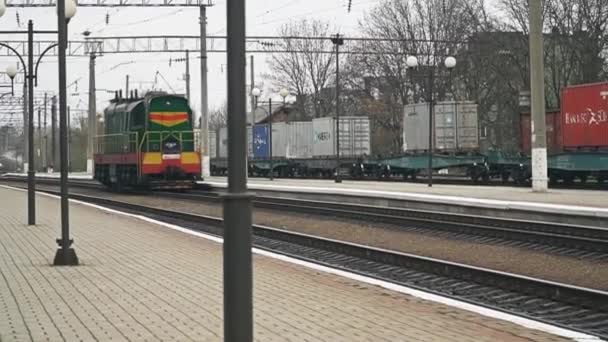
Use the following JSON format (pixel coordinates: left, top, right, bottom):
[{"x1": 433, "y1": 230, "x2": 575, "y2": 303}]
[{"x1": 53, "y1": 248, "x2": 79, "y2": 266}]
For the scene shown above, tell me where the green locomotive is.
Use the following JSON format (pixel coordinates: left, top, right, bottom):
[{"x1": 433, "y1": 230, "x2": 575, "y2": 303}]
[{"x1": 94, "y1": 91, "x2": 201, "y2": 189}]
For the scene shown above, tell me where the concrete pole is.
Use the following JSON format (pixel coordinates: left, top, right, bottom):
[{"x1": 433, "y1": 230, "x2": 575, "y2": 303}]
[
  {"x1": 223, "y1": 0, "x2": 253, "y2": 338},
  {"x1": 185, "y1": 50, "x2": 191, "y2": 103},
  {"x1": 529, "y1": 0, "x2": 548, "y2": 192},
  {"x1": 199, "y1": 5, "x2": 210, "y2": 178},
  {"x1": 43, "y1": 93, "x2": 47, "y2": 171},
  {"x1": 51, "y1": 95, "x2": 57, "y2": 172},
  {"x1": 87, "y1": 53, "x2": 96, "y2": 174},
  {"x1": 22, "y1": 82, "x2": 27, "y2": 171}
]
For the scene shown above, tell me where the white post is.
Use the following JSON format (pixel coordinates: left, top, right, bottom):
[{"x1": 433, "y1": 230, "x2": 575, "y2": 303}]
[{"x1": 529, "y1": 0, "x2": 548, "y2": 192}]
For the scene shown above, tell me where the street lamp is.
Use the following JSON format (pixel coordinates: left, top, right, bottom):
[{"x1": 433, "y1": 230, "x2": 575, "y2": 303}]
[
  {"x1": 279, "y1": 88, "x2": 289, "y2": 123},
  {"x1": 6, "y1": 65, "x2": 17, "y2": 95},
  {"x1": 54, "y1": 0, "x2": 79, "y2": 266},
  {"x1": 406, "y1": 54, "x2": 456, "y2": 187},
  {"x1": 330, "y1": 34, "x2": 344, "y2": 183}
]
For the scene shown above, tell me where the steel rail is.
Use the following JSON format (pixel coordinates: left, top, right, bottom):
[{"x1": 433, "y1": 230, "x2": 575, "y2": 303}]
[
  {"x1": 2, "y1": 175, "x2": 607, "y2": 256},
  {"x1": 162, "y1": 190, "x2": 608, "y2": 257}
]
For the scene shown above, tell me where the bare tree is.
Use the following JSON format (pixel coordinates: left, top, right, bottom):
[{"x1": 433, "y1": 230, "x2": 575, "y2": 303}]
[
  {"x1": 265, "y1": 19, "x2": 336, "y2": 118},
  {"x1": 208, "y1": 101, "x2": 227, "y2": 131},
  {"x1": 498, "y1": 0, "x2": 608, "y2": 107},
  {"x1": 342, "y1": 0, "x2": 495, "y2": 154}
]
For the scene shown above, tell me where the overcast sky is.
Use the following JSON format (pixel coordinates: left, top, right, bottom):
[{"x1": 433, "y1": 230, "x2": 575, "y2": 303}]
[{"x1": 0, "y1": 0, "x2": 386, "y2": 122}]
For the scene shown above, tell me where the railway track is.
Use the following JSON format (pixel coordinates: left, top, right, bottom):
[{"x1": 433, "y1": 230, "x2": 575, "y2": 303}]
[
  {"x1": 2, "y1": 175, "x2": 607, "y2": 260},
  {"x1": 22, "y1": 187, "x2": 608, "y2": 339},
  {"x1": 160, "y1": 190, "x2": 608, "y2": 261}
]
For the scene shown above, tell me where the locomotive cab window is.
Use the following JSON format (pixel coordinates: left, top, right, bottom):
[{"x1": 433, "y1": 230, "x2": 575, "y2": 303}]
[{"x1": 130, "y1": 103, "x2": 146, "y2": 130}]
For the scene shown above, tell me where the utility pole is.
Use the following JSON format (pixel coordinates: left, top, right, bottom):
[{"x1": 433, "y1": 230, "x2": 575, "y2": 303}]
[
  {"x1": 87, "y1": 53, "x2": 96, "y2": 174},
  {"x1": 67, "y1": 105, "x2": 71, "y2": 172},
  {"x1": 223, "y1": 0, "x2": 253, "y2": 339},
  {"x1": 43, "y1": 93, "x2": 48, "y2": 171},
  {"x1": 185, "y1": 50, "x2": 191, "y2": 103},
  {"x1": 250, "y1": 55, "x2": 255, "y2": 146},
  {"x1": 22, "y1": 82, "x2": 27, "y2": 171},
  {"x1": 199, "y1": 4, "x2": 211, "y2": 178},
  {"x1": 427, "y1": 68, "x2": 435, "y2": 187},
  {"x1": 125, "y1": 74, "x2": 129, "y2": 98},
  {"x1": 529, "y1": 0, "x2": 548, "y2": 192},
  {"x1": 51, "y1": 95, "x2": 57, "y2": 172},
  {"x1": 268, "y1": 98, "x2": 273, "y2": 181},
  {"x1": 37, "y1": 106, "x2": 41, "y2": 170}
]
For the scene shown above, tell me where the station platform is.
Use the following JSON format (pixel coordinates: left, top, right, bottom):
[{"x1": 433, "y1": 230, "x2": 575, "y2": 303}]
[{"x1": 0, "y1": 185, "x2": 596, "y2": 341}]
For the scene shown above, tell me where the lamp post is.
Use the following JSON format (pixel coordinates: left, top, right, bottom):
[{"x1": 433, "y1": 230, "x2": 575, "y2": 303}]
[
  {"x1": 5, "y1": 65, "x2": 17, "y2": 95},
  {"x1": 280, "y1": 88, "x2": 289, "y2": 123},
  {"x1": 406, "y1": 55, "x2": 456, "y2": 187},
  {"x1": 251, "y1": 87, "x2": 260, "y2": 163},
  {"x1": 0, "y1": 10, "x2": 68, "y2": 225},
  {"x1": 330, "y1": 34, "x2": 344, "y2": 183},
  {"x1": 54, "y1": 0, "x2": 79, "y2": 266}
]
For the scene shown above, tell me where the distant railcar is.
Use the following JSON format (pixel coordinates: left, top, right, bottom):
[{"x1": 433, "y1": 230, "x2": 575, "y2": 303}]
[{"x1": 94, "y1": 91, "x2": 201, "y2": 189}]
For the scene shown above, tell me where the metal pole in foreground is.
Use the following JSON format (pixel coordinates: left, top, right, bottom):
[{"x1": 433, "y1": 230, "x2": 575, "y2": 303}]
[
  {"x1": 529, "y1": 0, "x2": 548, "y2": 192},
  {"x1": 53, "y1": 0, "x2": 78, "y2": 266},
  {"x1": 268, "y1": 98, "x2": 273, "y2": 181},
  {"x1": 27, "y1": 20, "x2": 36, "y2": 225},
  {"x1": 223, "y1": 0, "x2": 252, "y2": 339},
  {"x1": 87, "y1": 53, "x2": 96, "y2": 174},
  {"x1": 427, "y1": 67, "x2": 434, "y2": 187},
  {"x1": 199, "y1": 5, "x2": 210, "y2": 178}
]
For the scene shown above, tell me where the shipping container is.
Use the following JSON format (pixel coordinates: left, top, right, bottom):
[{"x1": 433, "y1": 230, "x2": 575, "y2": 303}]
[
  {"x1": 286, "y1": 121, "x2": 313, "y2": 158},
  {"x1": 519, "y1": 111, "x2": 562, "y2": 154},
  {"x1": 403, "y1": 101, "x2": 479, "y2": 152},
  {"x1": 271, "y1": 122, "x2": 288, "y2": 158},
  {"x1": 218, "y1": 126, "x2": 252, "y2": 158},
  {"x1": 561, "y1": 82, "x2": 608, "y2": 149},
  {"x1": 252, "y1": 124, "x2": 269, "y2": 158},
  {"x1": 402, "y1": 103, "x2": 429, "y2": 151},
  {"x1": 312, "y1": 116, "x2": 371, "y2": 157},
  {"x1": 208, "y1": 130, "x2": 217, "y2": 158}
]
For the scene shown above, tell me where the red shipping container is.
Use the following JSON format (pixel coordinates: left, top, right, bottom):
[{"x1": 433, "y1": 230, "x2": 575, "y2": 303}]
[
  {"x1": 520, "y1": 111, "x2": 562, "y2": 154},
  {"x1": 561, "y1": 82, "x2": 608, "y2": 149}
]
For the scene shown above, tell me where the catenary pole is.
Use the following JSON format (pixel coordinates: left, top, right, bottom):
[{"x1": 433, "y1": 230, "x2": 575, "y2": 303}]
[
  {"x1": 223, "y1": 0, "x2": 253, "y2": 339},
  {"x1": 529, "y1": 0, "x2": 548, "y2": 192},
  {"x1": 200, "y1": 5, "x2": 210, "y2": 177},
  {"x1": 87, "y1": 53, "x2": 96, "y2": 174}
]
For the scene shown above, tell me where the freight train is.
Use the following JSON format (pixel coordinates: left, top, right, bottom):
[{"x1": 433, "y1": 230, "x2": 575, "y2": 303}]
[
  {"x1": 210, "y1": 82, "x2": 608, "y2": 185},
  {"x1": 94, "y1": 91, "x2": 201, "y2": 189}
]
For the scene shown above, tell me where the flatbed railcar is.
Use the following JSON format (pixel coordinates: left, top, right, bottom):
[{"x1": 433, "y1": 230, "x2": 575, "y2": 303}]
[{"x1": 94, "y1": 91, "x2": 201, "y2": 190}]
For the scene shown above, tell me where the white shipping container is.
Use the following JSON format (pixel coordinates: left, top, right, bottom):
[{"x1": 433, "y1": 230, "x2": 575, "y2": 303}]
[
  {"x1": 312, "y1": 117, "x2": 335, "y2": 156},
  {"x1": 208, "y1": 130, "x2": 217, "y2": 158},
  {"x1": 403, "y1": 101, "x2": 479, "y2": 152},
  {"x1": 286, "y1": 121, "x2": 313, "y2": 158},
  {"x1": 270, "y1": 122, "x2": 288, "y2": 158},
  {"x1": 340, "y1": 117, "x2": 371, "y2": 156},
  {"x1": 312, "y1": 116, "x2": 371, "y2": 157},
  {"x1": 218, "y1": 126, "x2": 252, "y2": 158}
]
